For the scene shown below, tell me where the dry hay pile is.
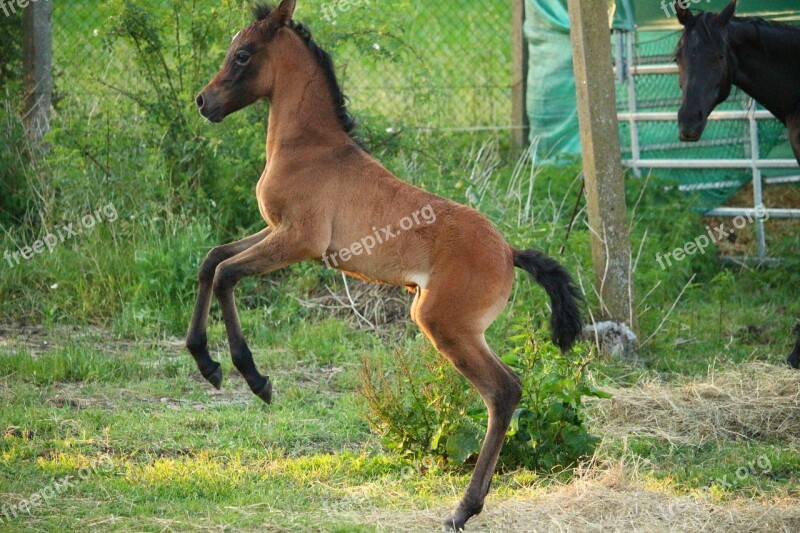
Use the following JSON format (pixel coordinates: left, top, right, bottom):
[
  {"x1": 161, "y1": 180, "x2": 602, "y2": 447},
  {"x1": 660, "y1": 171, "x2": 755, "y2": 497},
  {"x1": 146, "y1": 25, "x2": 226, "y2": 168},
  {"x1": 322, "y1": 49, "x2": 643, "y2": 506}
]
[
  {"x1": 589, "y1": 363, "x2": 800, "y2": 445},
  {"x1": 470, "y1": 461, "x2": 800, "y2": 533},
  {"x1": 350, "y1": 459, "x2": 800, "y2": 532}
]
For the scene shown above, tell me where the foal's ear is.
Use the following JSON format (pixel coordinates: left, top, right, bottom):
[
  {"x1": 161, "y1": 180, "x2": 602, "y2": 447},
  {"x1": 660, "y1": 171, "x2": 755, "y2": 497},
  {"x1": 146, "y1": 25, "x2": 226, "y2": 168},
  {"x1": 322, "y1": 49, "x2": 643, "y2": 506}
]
[
  {"x1": 271, "y1": 0, "x2": 297, "y2": 26},
  {"x1": 716, "y1": 0, "x2": 737, "y2": 26},
  {"x1": 674, "y1": 1, "x2": 692, "y2": 26}
]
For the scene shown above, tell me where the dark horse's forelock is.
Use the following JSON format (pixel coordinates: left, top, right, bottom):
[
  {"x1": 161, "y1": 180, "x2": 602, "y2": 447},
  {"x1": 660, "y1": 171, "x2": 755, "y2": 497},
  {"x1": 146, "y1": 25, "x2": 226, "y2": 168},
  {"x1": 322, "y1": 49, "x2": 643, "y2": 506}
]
[{"x1": 251, "y1": 2, "x2": 360, "y2": 143}]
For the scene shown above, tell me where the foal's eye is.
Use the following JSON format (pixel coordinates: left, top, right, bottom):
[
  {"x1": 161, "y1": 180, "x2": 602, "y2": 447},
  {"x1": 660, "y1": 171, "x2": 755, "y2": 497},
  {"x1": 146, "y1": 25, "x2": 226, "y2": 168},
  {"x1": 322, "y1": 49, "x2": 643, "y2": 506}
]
[{"x1": 234, "y1": 51, "x2": 251, "y2": 66}]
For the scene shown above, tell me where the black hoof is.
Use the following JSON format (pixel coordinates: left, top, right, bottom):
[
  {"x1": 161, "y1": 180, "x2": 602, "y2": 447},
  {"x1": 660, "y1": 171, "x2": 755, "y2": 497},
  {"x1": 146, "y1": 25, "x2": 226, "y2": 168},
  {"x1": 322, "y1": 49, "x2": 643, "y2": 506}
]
[
  {"x1": 203, "y1": 364, "x2": 224, "y2": 390},
  {"x1": 443, "y1": 500, "x2": 482, "y2": 532},
  {"x1": 442, "y1": 510, "x2": 473, "y2": 532},
  {"x1": 442, "y1": 516, "x2": 465, "y2": 532},
  {"x1": 255, "y1": 378, "x2": 272, "y2": 404}
]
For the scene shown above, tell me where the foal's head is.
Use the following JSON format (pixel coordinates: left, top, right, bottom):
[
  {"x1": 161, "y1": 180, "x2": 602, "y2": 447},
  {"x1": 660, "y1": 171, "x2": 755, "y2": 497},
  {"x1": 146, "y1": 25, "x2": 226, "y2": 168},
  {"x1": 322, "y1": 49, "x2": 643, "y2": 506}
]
[
  {"x1": 196, "y1": 0, "x2": 299, "y2": 122},
  {"x1": 674, "y1": 0, "x2": 738, "y2": 142}
]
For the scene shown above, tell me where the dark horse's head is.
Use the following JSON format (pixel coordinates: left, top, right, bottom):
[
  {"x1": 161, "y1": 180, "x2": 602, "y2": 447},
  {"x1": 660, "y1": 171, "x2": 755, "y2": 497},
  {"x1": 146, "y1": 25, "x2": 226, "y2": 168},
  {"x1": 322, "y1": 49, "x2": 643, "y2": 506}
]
[
  {"x1": 196, "y1": 0, "x2": 298, "y2": 122},
  {"x1": 674, "y1": 0, "x2": 738, "y2": 142}
]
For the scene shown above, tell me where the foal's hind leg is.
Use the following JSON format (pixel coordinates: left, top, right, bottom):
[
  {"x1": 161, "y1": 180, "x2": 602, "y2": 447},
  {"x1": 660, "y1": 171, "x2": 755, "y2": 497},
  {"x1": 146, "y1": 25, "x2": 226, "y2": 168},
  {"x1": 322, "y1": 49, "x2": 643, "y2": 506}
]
[
  {"x1": 186, "y1": 228, "x2": 271, "y2": 389},
  {"x1": 412, "y1": 284, "x2": 520, "y2": 531}
]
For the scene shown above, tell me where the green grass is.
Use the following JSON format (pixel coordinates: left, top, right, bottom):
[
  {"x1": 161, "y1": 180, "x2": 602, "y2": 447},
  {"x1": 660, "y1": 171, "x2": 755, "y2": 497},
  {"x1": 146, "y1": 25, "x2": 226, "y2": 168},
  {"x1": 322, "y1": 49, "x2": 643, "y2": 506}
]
[{"x1": 1, "y1": 317, "x2": 798, "y2": 531}]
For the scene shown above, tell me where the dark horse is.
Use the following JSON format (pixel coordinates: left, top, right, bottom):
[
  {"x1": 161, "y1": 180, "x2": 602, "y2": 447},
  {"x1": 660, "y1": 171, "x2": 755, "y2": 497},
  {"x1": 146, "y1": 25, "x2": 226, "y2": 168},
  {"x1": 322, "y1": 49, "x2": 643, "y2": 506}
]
[
  {"x1": 674, "y1": 0, "x2": 800, "y2": 369},
  {"x1": 186, "y1": 1, "x2": 583, "y2": 530}
]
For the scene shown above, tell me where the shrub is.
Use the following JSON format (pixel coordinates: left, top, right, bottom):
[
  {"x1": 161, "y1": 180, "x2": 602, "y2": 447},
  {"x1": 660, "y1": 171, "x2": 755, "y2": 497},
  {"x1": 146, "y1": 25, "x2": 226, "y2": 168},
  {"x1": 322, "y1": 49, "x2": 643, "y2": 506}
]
[
  {"x1": 0, "y1": 8, "x2": 21, "y2": 87},
  {"x1": 360, "y1": 318, "x2": 609, "y2": 472}
]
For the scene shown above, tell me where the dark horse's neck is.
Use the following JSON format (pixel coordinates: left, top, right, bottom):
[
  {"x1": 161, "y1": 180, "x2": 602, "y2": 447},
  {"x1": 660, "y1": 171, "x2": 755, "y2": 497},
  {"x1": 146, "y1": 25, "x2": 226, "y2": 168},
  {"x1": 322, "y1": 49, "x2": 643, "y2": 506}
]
[{"x1": 729, "y1": 18, "x2": 800, "y2": 123}]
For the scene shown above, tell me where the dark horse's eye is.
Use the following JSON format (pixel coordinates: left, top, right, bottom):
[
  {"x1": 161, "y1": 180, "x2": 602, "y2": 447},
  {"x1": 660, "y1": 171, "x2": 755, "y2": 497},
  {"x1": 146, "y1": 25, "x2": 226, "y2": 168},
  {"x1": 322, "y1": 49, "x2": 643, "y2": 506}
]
[{"x1": 234, "y1": 51, "x2": 251, "y2": 66}]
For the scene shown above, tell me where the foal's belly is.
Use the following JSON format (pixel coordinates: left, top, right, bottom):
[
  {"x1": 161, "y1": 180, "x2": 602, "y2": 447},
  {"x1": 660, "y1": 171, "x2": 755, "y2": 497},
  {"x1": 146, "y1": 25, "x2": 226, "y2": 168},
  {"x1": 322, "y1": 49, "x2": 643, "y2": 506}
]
[{"x1": 322, "y1": 245, "x2": 430, "y2": 290}]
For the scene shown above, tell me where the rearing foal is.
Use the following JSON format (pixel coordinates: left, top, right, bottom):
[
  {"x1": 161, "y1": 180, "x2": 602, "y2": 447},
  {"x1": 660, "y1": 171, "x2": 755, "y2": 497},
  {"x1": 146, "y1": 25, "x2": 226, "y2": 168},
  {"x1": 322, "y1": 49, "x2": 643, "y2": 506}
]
[{"x1": 186, "y1": 2, "x2": 583, "y2": 530}]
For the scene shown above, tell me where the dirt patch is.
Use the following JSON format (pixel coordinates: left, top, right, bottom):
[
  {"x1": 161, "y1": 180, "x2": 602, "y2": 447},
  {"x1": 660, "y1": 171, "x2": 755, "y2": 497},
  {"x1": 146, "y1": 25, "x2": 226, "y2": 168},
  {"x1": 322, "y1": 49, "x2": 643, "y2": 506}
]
[
  {"x1": 0, "y1": 322, "x2": 186, "y2": 359},
  {"x1": 47, "y1": 396, "x2": 94, "y2": 410},
  {"x1": 707, "y1": 182, "x2": 800, "y2": 258},
  {"x1": 589, "y1": 363, "x2": 800, "y2": 445}
]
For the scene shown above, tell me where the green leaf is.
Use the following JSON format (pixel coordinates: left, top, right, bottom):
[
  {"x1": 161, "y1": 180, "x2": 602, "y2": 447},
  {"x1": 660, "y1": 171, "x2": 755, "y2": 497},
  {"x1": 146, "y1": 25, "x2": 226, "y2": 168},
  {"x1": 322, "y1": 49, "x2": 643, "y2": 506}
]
[
  {"x1": 430, "y1": 425, "x2": 445, "y2": 451},
  {"x1": 589, "y1": 387, "x2": 613, "y2": 399},
  {"x1": 508, "y1": 408, "x2": 525, "y2": 437},
  {"x1": 445, "y1": 427, "x2": 481, "y2": 465},
  {"x1": 545, "y1": 402, "x2": 566, "y2": 423}
]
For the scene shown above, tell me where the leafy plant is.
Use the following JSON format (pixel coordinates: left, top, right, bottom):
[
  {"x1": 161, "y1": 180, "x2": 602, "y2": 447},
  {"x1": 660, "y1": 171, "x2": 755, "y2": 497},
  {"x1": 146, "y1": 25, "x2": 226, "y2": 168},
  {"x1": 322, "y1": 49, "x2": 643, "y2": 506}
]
[
  {"x1": 499, "y1": 321, "x2": 609, "y2": 471},
  {"x1": 0, "y1": 98, "x2": 34, "y2": 226},
  {"x1": 360, "y1": 319, "x2": 608, "y2": 472},
  {"x1": 103, "y1": 1, "x2": 225, "y2": 202},
  {"x1": 360, "y1": 345, "x2": 477, "y2": 460},
  {"x1": 0, "y1": 8, "x2": 21, "y2": 88}
]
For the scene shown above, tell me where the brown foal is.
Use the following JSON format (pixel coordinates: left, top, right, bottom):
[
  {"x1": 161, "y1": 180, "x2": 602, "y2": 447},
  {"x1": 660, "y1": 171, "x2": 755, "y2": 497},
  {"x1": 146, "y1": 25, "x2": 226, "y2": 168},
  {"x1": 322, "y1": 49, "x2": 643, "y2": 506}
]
[{"x1": 187, "y1": 2, "x2": 583, "y2": 530}]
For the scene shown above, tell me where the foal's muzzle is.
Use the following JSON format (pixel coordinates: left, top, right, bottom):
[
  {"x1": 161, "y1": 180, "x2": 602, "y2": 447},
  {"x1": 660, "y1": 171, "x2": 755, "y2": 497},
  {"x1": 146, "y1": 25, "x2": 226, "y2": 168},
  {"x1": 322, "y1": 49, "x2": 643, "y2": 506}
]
[{"x1": 196, "y1": 90, "x2": 224, "y2": 123}]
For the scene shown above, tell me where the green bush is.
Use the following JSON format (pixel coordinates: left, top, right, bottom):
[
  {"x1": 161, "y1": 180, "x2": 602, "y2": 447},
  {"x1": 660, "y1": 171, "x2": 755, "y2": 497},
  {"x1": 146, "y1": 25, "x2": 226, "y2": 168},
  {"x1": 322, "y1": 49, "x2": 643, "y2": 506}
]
[
  {"x1": 499, "y1": 322, "x2": 609, "y2": 471},
  {"x1": 360, "y1": 319, "x2": 608, "y2": 472},
  {"x1": 0, "y1": 99, "x2": 34, "y2": 226},
  {"x1": 0, "y1": 8, "x2": 21, "y2": 87}
]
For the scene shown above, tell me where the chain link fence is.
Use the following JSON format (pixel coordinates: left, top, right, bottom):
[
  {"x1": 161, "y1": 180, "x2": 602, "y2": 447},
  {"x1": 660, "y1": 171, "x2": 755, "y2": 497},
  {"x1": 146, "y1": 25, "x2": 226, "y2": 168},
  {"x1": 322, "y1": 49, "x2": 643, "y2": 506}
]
[{"x1": 45, "y1": 0, "x2": 514, "y2": 131}]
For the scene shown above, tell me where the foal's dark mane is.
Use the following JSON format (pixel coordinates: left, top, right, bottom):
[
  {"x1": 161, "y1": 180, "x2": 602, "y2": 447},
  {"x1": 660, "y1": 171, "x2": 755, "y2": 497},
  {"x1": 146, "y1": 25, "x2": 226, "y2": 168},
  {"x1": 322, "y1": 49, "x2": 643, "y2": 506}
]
[{"x1": 253, "y1": 3, "x2": 359, "y2": 143}]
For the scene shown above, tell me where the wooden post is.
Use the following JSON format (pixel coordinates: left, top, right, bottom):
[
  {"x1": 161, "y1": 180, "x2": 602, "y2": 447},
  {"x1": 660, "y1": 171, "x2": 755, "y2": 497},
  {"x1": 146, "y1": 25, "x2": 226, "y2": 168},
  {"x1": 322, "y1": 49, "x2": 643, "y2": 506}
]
[
  {"x1": 511, "y1": 0, "x2": 529, "y2": 150},
  {"x1": 23, "y1": 0, "x2": 52, "y2": 140},
  {"x1": 567, "y1": 0, "x2": 635, "y2": 328}
]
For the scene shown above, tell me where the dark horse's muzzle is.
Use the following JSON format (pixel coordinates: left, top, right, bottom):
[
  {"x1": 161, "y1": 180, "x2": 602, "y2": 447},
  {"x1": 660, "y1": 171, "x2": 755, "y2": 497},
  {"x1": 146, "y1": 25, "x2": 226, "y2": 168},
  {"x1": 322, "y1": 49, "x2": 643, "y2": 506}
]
[{"x1": 678, "y1": 107, "x2": 708, "y2": 143}]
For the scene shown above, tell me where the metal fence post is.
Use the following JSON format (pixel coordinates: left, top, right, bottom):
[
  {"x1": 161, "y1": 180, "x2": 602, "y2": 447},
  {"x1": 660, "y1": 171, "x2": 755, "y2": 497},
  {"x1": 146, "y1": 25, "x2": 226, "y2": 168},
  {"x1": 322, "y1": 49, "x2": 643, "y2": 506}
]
[
  {"x1": 624, "y1": 31, "x2": 642, "y2": 178},
  {"x1": 748, "y1": 100, "x2": 767, "y2": 261}
]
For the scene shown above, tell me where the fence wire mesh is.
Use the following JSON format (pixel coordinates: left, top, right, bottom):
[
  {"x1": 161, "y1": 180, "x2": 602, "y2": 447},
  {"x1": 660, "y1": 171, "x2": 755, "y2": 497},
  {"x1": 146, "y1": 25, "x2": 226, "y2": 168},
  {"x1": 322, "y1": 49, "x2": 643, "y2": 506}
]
[{"x1": 47, "y1": 0, "x2": 514, "y2": 131}]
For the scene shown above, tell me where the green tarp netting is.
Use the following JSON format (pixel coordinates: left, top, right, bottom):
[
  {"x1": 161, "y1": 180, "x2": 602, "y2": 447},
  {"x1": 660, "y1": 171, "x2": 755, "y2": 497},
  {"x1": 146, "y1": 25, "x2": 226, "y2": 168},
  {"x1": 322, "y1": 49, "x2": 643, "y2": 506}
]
[
  {"x1": 526, "y1": 0, "x2": 800, "y2": 211},
  {"x1": 525, "y1": 0, "x2": 633, "y2": 159}
]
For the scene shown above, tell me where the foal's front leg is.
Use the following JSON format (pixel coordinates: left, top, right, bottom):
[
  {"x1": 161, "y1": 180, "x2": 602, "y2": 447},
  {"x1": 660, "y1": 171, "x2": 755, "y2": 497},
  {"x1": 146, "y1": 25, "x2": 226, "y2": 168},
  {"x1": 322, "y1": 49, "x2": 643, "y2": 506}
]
[
  {"x1": 213, "y1": 228, "x2": 328, "y2": 403},
  {"x1": 187, "y1": 228, "x2": 271, "y2": 389}
]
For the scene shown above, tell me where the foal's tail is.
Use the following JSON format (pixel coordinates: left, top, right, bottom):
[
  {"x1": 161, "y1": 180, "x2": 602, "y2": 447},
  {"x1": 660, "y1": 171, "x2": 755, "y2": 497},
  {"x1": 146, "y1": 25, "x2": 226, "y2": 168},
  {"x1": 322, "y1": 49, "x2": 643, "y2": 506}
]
[{"x1": 513, "y1": 249, "x2": 584, "y2": 352}]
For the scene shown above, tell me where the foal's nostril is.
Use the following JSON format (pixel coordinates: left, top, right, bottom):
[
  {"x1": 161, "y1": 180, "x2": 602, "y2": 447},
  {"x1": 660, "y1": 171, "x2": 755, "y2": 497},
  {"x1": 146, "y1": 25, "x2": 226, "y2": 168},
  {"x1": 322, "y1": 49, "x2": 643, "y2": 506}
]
[{"x1": 196, "y1": 93, "x2": 205, "y2": 109}]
